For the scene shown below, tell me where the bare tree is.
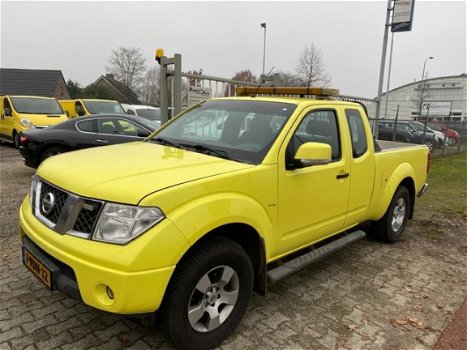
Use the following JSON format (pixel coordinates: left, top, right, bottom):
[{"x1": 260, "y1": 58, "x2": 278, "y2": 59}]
[
  {"x1": 296, "y1": 44, "x2": 331, "y2": 87},
  {"x1": 107, "y1": 47, "x2": 147, "y2": 98},
  {"x1": 224, "y1": 70, "x2": 257, "y2": 96},
  {"x1": 140, "y1": 66, "x2": 160, "y2": 106},
  {"x1": 275, "y1": 71, "x2": 303, "y2": 87}
]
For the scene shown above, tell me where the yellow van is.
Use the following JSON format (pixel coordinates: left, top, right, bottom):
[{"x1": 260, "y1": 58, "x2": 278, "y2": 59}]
[
  {"x1": 0, "y1": 95, "x2": 68, "y2": 148},
  {"x1": 59, "y1": 99, "x2": 125, "y2": 119}
]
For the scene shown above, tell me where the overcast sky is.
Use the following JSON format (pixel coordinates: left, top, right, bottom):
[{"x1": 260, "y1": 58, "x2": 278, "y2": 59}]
[{"x1": 1, "y1": 1, "x2": 466, "y2": 97}]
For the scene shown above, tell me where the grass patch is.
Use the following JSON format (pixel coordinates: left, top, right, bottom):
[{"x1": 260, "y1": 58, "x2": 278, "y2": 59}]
[{"x1": 415, "y1": 152, "x2": 467, "y2": 222}]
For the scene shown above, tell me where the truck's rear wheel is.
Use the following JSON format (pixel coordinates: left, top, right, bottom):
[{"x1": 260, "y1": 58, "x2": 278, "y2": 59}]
[
  {"x1": 159, "y1": 236, "x2": 253, "y2": 350},
  {"x1": 372, "y1": 186, "x2": 410, "y2": 243}
]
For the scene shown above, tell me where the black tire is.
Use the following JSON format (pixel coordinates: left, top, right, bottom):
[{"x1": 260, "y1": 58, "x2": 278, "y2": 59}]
[
  {"x1": 40, "y1": 146, "x2": 67, "y2": 162},
  {"x1": 372, "y1": 186, "x2": 411, "y2": 243},
  {"x1": 159, "y1": 236, "x2": 253, "y2": 350},
  {"x1": 13, "y1": 131, "x2": 20, "y2": 149}
]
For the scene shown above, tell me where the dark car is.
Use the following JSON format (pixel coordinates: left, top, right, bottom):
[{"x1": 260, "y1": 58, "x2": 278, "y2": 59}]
[
  {"x1": 377, "y1": 120, "x2": 438, "y2": 149},
  {"x1": 19, "y1": 114, "x2": 160, "y2": 168}
]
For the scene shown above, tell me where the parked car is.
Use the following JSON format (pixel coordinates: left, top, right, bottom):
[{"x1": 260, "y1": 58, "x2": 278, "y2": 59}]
[
  {"x1": 19, "y1": 114, "x2": 159, "y2": 168},
  {"x1": 377, "y1": 120, "x2": 438, "y2": 149},
  {"x1": 59, "y1": 99, "x2": 126, "y2": 118},
  {"x1": 0, "y1": 95, "x2": 68, "y2": 148},
  {"x1": 121, "y1": 104, "x2": 161, "y2": 122},
  {"x1": 408, "y1": 121, "x2": 446, "y2": 147},
  {"x1": 426, "y1": 121, "x2": 461, "y2": 144}
]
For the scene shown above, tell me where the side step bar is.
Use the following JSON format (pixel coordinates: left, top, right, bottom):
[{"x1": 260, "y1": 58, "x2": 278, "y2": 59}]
[{"x1": 267, "y1": 230, "x2": 366, "y2": 284}]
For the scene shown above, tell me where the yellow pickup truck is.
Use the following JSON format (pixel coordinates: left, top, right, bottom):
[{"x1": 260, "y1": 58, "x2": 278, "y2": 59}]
[{"x1": 19, "y1": 87, "x2": 429, "y2": 350}]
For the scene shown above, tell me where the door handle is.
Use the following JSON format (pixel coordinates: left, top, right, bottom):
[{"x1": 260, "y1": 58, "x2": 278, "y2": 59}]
[
  {"x1": 336, "y1": 172, "x2": 349, "y2": 179},
  {"x1": 96, "y1": 139, "x2": 108, "y2": 144}
]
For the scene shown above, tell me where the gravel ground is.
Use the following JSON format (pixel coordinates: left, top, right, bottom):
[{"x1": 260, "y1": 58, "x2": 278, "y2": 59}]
[{"x1": 1, "y1": 142, "x2": 466, "y2": 350}]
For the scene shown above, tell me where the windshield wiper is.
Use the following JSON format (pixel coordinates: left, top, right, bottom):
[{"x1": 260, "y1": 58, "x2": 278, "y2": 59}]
[
  {"x1": 150, "y1": 137, "x2": 179, "y2": 148},
  {"x1": 179, "y1": 144, "x2": 233, "y2": 161}
]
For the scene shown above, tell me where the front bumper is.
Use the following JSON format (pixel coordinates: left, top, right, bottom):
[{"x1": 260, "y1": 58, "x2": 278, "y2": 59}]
[{"x1": 19, "y1": 197, "x2": 186, "y2": 314}]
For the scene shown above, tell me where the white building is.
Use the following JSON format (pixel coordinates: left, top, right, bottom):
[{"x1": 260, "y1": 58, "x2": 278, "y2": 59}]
[{"x1": 368, "y1": 73, "x2": 467, "y2": 122}]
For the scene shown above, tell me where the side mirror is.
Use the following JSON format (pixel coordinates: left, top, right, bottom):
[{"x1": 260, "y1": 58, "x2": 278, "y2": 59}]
[
  {"x1": 294, "y1": 142, "x2": 332, "y2": 168},
  {"x1": 4, "y1": 107, "x2": 12, "y2": 117}
]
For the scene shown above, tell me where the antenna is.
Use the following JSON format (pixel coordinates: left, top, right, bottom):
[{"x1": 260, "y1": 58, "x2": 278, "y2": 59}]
[{"x1": 251, "y1": 66, "x2": 275, "y2": 97}]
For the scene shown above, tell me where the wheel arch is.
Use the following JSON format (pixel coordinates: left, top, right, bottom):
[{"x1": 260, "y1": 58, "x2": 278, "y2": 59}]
[{"x1": 175, "y1": 223, "x2": 267, "y2": 295}]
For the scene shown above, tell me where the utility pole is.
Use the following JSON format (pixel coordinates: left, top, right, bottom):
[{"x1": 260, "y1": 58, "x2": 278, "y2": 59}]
[
  {"x1": 374, "y1": 0, "x2": 393, "y2": 138},
  {"x1": 261, "y1": 23, "x2": 267, "y2": 80}
]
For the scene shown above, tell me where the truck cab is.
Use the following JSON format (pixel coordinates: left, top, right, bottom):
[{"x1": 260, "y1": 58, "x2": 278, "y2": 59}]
[
  {"x1": 0, "y1": 95, "x2": 68, "y2": 148},
  {"x1": 59, "y1": 99, "x2": 125, "y2": 118}
]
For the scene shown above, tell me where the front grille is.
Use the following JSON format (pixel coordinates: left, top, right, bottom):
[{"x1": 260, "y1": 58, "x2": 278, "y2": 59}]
[
  {"x1": 39, "y1": 182, "x2": 68, "y2": 224},
  {"x1": 72, "y1": 200, "x2": 103, "y2": 234},
  {"x1": 34, "y1": 179, "x2": 104, "y2": 239}
]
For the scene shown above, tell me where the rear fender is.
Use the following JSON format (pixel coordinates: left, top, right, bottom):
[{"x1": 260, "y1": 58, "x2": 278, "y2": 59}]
[{"x1": 369, "y1": 162, "x2": 415, "y2": 221}]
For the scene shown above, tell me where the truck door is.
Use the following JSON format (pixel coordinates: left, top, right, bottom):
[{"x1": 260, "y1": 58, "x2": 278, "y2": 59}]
[
  {"x1": 0, "y1": 97, "x2": 14, "y2": 140},
  {"x1": 344, "y1": 108, "x2": 375, "y2": 226},
  {"x1": 277, "y1": 108, "x2": 350, "y2": 255}
]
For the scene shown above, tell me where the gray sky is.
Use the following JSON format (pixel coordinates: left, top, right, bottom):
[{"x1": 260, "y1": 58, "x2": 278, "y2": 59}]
[{"x1": 1, "y1": 1, "x2": 466, "y2": 97}]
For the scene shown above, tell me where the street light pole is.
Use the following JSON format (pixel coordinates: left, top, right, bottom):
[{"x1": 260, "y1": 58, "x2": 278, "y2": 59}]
[
  {"x1": 417, "y1": 56, "x2": 434, "y2": 121},
  {"x1": 261, "y1": 22, "x2": 267, "y2": 79}
]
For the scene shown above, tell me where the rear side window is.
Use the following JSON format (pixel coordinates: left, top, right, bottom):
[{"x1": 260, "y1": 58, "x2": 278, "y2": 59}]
[
  {"x1": 345, "y1": 109, "x2": 367, "y2": 158},
  {"x1": 77, "y1": 119, "x2": 97, "y2": 133}
]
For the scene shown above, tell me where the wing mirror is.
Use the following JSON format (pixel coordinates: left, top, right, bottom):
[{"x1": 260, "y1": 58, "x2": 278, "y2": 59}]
[
  {"x1": 4, "y1": 107, "x2": 12, "y2": 117},
  {"x1": 294, "y1": 142, "x2": 332, "y2": 168}
]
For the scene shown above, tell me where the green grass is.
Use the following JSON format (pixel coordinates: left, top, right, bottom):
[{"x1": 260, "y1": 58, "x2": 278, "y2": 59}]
[{"x1": 415, "y1": 152, "x2": 467, "y2": 221}]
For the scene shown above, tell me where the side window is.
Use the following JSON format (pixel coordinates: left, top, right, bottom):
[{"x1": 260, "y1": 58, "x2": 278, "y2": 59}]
[
  {"x1": 4, "y1": 98, "x2": 12, "y2": 115},
  {"x1": 288, "y1": 110, "x2": 341, "y2": 163},
  {"x1": 97, "y1": 119, "x2": 118, "y2": 134},
  {"x1": 345, "y1": 109, "x2": 367, "y2": 158},
  {"x1": 76, "y1": 119, "x2": 97, "y2": 133},
  {"x1": 75, "y1": 102, "x2": 86, "y2": 116},
  {"x1": 116, "y1": 119, "x2": 150, "y2": 137}
]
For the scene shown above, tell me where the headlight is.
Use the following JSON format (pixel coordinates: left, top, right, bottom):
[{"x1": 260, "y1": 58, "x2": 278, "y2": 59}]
[
  {"x1": 93, "y1": 203, "x2": 164, "y2": 244},
  {"x1": 21, "y1": 118, "x2": 34, "y2": 127},
  {"x1": 29, "y1": 174, "x2": 39, "y2": 208}
]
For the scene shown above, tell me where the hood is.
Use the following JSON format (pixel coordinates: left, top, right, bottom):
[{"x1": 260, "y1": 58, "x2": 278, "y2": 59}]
[
  {"x1": 19, "y1": 113, "x2": 68, "y2": 128},
  {"x1": 37, "y1": 142, "x2": 252, "y2": 204}
]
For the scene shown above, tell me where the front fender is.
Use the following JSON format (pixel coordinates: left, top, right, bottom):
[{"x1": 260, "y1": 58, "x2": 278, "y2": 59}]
[
  {"x1": 164, "y1": 193, "x2": 274, "y2": 260},
  {"x1": 368, "y1": 162, "x2": 415, "y2": 221}
]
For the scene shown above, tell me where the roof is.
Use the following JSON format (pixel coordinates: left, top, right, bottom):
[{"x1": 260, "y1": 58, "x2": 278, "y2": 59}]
[
  {"x1": 380, "y1": 73, "x2": 467, "y2": 97},
  {"x1": 0, "y1": 68, "x2": 65, "y2": 96},
  {"x1": 93, "y1": 75, "x2": 140, "y2": 104}
]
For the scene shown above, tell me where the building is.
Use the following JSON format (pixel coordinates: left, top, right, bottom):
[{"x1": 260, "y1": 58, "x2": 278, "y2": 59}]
[
  {"x1": 369, "y1": 73, "x2": 467, "y2": 122},
  {"x1": 0, "y1": 68, "x2": 70, "y2": 99},
  {"x1": 92, "y1": 74, "x2": 140, "y2": 104}
]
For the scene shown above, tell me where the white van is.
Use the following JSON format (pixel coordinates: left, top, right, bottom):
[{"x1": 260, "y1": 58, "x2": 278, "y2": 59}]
[{"x1": 122, "y1": 104, "x2": 161, "y2": 123}]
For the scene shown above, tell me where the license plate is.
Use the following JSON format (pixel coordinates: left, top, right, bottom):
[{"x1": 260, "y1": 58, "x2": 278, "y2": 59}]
[{"x1": 23, "y1": 248, "x2": 52, "y2": 288}]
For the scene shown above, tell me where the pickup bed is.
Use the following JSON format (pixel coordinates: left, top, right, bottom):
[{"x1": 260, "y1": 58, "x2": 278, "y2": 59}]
[{"x1": 19, "y1": 89, "x2": 429, "y2": 350}]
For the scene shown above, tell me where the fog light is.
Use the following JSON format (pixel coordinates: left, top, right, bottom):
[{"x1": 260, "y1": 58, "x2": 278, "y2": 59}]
[{"x1": 106, "y1": 286, "x2": 114, "y2": 300}]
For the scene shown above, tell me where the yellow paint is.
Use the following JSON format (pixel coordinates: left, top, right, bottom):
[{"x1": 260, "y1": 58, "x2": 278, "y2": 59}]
[{"x1": 19, "y1": 96, "x2": 429, "y2": 314}]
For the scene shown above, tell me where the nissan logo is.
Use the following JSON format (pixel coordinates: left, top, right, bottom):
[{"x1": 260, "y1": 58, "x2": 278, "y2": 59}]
[{"x1": 41, "y1": 192, "x2": 56, "y2": 215}]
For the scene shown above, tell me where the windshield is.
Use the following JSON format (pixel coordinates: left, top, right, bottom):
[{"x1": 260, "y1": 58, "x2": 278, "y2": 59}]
[
  {"x1": 149, "y1": 100, "x2": 296, "y2": 164},
  {"x1": 409, "y1": 122, "x2": 424, "y2": 131},
  {"x1": 83, "y1": 100, "x2": 125, "y2": 114},
  {"x1": 10, "y1": 97, "x2": 64, "y2": 114},
  {"x1": 136, "y1": 108, "x2": 161, "y2": 121}
]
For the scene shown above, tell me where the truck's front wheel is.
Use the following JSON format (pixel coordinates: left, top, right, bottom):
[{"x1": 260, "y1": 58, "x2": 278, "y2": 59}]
[
  {"x1": 373, "y1": 186, "x2": 410, "y2": 243},
  {"x1": 159, "y1": 236, "x2": 253, "y2": 350}
]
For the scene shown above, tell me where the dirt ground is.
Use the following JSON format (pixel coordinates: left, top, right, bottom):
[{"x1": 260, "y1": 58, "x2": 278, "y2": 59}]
[{"x1": 1, "y1": 142, "x2": 466, "y2": 350}]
